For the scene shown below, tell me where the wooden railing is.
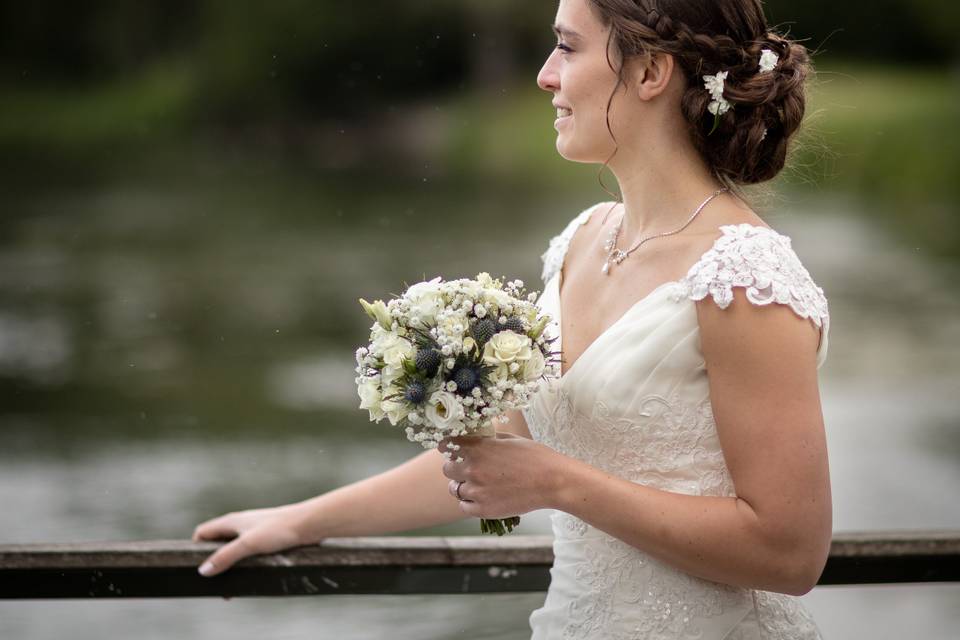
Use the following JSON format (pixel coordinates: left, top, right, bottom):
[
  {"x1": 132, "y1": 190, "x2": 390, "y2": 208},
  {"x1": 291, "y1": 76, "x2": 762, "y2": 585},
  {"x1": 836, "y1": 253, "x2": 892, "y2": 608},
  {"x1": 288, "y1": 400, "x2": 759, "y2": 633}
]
[{"x1": 2, "y1": 530, "x2": 958, "y2": 599}]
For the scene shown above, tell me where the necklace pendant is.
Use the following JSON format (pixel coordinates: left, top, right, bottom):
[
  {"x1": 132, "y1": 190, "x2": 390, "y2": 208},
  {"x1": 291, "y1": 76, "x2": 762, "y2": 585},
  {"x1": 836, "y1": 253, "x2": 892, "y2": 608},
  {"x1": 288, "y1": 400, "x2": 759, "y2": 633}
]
[
  {"x1": 601, "y1": 261, "x2": 610, "y2": 275},
  {"x1": 611, "y1": 249, "x2": 628, "y2": 264}
]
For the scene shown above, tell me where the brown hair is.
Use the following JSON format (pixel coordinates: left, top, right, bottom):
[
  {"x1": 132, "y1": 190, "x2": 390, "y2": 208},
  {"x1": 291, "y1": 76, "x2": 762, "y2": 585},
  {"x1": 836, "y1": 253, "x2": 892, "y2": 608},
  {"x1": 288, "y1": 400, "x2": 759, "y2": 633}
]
[{"x1": 587, "y1": 0, "x2": 814, "y2": 194}]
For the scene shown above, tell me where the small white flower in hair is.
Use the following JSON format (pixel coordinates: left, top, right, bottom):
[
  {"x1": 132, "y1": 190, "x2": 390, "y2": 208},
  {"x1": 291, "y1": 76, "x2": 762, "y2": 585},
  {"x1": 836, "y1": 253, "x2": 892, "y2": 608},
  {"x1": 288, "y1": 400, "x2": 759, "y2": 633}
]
[
  {"x1": 703, "y1": 70, "x2": 731, "y2": 130},
  {"x1": 759, "y1": 49, "x2": 779, "y2": 73},
  {"x1": 760, "y1": 127, "x2": 768, "y2": 141},
  {"x1": 707, "y1": 98, "x2": 730, "y2": 116},
  {"x1": 702, "y1": 70, "x2": 728, "y2": 102}
]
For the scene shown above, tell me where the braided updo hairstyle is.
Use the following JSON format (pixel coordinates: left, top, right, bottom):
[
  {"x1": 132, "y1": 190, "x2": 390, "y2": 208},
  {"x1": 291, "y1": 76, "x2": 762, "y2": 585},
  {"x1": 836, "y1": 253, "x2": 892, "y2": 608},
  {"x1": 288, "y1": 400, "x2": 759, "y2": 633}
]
[{"x1": 588, "y1": 0, "x2": 813, "y2": 187}]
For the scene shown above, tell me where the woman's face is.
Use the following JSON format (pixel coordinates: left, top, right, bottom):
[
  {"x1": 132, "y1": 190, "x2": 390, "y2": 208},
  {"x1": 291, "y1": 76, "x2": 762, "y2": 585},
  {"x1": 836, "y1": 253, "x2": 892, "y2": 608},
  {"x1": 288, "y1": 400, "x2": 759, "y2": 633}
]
[{"x1": 537, "y1": 0, "x2": 627, "y2": 163}]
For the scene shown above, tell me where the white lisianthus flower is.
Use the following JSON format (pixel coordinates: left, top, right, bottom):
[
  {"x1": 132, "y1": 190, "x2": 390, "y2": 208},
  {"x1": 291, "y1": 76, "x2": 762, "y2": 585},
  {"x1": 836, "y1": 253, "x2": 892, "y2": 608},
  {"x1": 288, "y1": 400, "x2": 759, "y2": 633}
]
[
  {"x1": 380, "y1": 390, "x2": 410, "y2": 426},
  {"x1": 358, "y1": 377, "x2": 385, "y2": 421},
  {"x1": 482, "y1": 330, "x2": 532, "y2": 365},
  {"x1": 425, "y1": 390, "x2": 466, "y2": 431},
  {"x1": 758, "y1": 49, "x2": 779, "y2": 73},
  {"x1": 405, "y1": 276, "x2": 445, "y2": 322},
  {"x1": 520, "y1": 347, "x2": 546, "y2": 381},
  {"x1": 482, "y1": 287, "x2": 513, "y2": 312},
  {"x1": 359, "y1": 298, "x2": 393, "y2": 331}
]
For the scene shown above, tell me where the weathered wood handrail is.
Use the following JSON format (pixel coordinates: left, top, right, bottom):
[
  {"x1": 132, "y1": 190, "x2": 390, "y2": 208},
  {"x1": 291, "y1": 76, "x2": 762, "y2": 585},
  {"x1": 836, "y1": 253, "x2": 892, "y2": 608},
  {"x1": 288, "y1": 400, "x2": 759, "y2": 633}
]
[{"x1": 2, "y1": 530, "x2": 958, "y2": 599}]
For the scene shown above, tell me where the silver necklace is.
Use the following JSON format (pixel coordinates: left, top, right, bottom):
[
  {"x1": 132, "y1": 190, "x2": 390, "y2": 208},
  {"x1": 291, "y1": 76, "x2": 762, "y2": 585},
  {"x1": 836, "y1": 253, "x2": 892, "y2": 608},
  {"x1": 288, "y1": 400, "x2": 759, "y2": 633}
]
[{"x1": 600, "y1": 187, "x2": 729, "y2": 275}]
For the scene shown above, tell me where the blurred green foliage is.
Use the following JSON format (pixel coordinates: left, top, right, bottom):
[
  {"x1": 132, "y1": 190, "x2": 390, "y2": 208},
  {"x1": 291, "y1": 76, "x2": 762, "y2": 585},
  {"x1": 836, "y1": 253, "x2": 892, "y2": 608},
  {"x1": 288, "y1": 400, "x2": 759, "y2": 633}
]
[
  {"x1": 0, "y1": 2, "x2": 958, "y2": 446},
  {"x1": 1, "y1": 1, "x2": 958, "y2": 255}
]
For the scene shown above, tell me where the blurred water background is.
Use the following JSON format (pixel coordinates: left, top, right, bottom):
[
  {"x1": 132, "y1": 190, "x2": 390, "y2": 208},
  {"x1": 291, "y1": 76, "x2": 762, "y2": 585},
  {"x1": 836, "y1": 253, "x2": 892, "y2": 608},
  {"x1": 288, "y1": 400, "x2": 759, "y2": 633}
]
[{"x1": 1, "y1": 1, "x2": 959, "y2": 638}]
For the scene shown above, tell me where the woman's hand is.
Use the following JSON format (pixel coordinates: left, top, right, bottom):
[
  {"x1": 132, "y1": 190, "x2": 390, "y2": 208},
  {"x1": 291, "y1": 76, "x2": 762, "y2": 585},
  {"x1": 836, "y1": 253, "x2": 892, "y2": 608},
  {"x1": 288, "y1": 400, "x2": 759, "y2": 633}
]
[
  {"x1": 192, "y1": 503, "x2": 311, "y2": 577},
  {"x1": 438, "y1": 431, "x2": 566, "y2": 519}
]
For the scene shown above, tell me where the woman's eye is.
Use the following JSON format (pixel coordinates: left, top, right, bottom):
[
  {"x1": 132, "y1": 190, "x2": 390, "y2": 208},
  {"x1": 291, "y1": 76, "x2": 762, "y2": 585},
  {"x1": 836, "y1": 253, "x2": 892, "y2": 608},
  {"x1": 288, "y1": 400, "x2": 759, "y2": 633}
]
[{"x1": 555, "y1": 42, "x2": 573, "y2": 53}]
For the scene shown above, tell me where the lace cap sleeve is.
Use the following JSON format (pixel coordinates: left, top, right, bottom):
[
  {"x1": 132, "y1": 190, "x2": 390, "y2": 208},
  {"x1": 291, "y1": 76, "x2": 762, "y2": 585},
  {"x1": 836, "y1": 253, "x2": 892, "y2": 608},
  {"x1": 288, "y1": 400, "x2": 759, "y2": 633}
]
[
  {"x1": 673, "y1": 223, "x2": 831, "y2": 365},
  {"x1": 540, "y1": 203, "x2": 600, "y2": 285}
]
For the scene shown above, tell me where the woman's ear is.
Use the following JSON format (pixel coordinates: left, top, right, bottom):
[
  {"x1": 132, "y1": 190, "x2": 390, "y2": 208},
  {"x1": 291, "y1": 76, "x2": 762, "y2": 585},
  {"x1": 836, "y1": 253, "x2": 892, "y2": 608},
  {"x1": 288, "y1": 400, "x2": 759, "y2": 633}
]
[{"x1": 630, "y1": 51, "x2": 675, "y2": 101}]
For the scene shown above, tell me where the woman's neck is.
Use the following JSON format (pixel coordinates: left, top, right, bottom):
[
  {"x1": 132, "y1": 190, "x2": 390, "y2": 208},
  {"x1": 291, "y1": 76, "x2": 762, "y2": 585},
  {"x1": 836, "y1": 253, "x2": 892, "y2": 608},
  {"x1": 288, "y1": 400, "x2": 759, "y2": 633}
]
[{"x1": 607, "y1": 136, "x2": 727, "y2": 240}]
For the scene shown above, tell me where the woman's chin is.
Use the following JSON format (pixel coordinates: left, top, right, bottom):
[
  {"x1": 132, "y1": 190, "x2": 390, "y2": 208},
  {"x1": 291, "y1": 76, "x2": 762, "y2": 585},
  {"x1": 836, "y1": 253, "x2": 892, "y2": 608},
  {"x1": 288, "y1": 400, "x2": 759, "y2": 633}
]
[{"x1": 555, "y1": 141, "x2": 600, "y2": 164}]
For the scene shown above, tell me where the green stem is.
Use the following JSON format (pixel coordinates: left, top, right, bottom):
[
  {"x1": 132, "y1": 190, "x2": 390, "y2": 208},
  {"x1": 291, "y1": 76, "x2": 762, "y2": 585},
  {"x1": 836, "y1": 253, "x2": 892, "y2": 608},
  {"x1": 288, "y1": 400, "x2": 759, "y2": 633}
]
[{"x1": 480, "y1": 516, "x2": 521, "y2": 536}]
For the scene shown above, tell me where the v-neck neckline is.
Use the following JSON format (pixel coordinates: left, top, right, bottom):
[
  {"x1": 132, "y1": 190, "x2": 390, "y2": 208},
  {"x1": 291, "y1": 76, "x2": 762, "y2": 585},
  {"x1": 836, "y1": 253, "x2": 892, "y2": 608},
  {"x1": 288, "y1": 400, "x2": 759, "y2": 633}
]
[
  {"x1": 553, "y1": 271, "x2": 680, "y2": 384},
  {"x1": 550, "y1": 221, "x2": 776, "y2": 384}
]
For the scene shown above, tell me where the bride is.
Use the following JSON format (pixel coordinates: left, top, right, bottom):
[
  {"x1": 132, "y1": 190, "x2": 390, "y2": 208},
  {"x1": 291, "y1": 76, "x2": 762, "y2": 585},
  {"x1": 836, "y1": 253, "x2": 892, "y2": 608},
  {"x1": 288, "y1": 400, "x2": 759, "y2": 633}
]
[{"x1": 193, "y1": 0, "x2": 832, "y2": 637}]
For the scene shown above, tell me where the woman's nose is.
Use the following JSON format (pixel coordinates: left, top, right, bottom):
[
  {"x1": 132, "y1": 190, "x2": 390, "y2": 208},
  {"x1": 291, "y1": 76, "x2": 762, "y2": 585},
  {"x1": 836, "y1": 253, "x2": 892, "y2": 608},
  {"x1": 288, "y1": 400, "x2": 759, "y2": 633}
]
[{"x1": 537, "y1": 52, "x2": 559, "y2": 92}]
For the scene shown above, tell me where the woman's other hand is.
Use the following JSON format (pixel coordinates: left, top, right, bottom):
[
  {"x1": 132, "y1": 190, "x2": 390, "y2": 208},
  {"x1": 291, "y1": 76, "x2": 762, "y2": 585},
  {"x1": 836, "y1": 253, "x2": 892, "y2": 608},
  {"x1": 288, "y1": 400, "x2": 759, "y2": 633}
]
[
  {"x1": 192, "y1": 504, "x2": 311, "y2": 577},
  {"x1": 438, "y1": 431, "x2": 567, "y2": 519}
]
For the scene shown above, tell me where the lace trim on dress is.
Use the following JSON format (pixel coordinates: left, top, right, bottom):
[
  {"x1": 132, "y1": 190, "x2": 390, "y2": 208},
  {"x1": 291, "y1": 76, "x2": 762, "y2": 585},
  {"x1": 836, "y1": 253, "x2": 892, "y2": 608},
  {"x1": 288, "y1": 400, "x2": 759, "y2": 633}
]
[
  {"x1": 557, "y1": 510, "x2": 751, "y2": 640},
  {"x1": 534, "y1": 389, "x2": 736, "y2": 504},
  {"x1": 670, "y1": 223, "x2": 830, "y2": 334},
  {"x1": 540, "y1": 213, "x2": 829, "y2": 340},
  {"x1": 539, "y1": 388, "x2": 824, "y2": 639},
  {"x1": 540, "y1": 203, "x2": 598, "y2": 285}
]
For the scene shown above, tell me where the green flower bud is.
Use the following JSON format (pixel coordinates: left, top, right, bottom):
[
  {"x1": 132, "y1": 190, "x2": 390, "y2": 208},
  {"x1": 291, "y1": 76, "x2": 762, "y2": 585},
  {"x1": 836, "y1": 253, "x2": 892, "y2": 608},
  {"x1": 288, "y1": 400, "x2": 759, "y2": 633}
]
[
  {"x1": 528, "y1": 315, "x2": 550, "y2": 340},
  {"x1": 359, "y1": 298, "x2": 393, "y2": 331}
]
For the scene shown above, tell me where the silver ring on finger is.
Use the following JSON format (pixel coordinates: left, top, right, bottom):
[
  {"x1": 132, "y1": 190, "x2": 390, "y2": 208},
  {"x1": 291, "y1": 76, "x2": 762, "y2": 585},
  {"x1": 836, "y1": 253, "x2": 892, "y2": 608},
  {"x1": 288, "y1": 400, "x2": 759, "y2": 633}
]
[{"x1": 455, "y1": 480, "x2": 466, "y2": 502}]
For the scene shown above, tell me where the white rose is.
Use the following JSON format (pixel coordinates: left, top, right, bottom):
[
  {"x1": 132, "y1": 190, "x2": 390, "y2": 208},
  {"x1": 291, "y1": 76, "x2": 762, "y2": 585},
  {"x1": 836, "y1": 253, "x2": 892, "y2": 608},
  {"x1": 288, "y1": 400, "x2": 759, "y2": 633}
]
[
  {"x1": 482, "y1": 330, "x2": 532, "y2": 365},
  {"x1": 378, "y1": 332, "x2": 415, "y2": 371},
  {"x1": 425, "y1": 390, "x2": 466, "y2": 432},
  {"x1": 521, "y1": 347, "x2": 546, "y2": 381},
  {"x1": 358, "y1": 377, "x2": 386, "y2": 421}
]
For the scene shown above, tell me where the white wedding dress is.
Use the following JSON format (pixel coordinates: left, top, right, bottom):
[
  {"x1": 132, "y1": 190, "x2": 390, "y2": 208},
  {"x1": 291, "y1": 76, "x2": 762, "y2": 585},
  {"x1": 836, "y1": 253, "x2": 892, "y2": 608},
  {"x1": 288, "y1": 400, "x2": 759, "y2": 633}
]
[{"x1": 521, "y1": 202, "x2": 830, "y2": 639}]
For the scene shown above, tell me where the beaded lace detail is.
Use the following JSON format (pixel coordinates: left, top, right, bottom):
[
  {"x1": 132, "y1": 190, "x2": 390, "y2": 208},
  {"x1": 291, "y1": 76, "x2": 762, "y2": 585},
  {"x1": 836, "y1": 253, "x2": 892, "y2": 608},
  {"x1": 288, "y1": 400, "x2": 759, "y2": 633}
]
[
  {"x1": 528, "y1": 208, "x2": 827, "y2": 639},
  {"x1": 670, "y1": 223, "x2": 829, "y2": 333},
  {"x1": 529, "y1": 390, "x2": 734, "y2": 496},
  {"x1": 539, "y1": 216, "x2": 829, "y2": 358},
  {"x1": 527, "y1": 388, "x2": 823, "y2": 639}
]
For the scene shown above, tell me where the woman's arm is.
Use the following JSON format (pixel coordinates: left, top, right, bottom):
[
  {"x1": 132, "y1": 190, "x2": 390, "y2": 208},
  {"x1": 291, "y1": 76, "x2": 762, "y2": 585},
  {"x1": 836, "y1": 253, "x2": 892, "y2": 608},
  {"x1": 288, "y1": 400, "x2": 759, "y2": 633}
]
[
  {"x1": 294, "y1": 408, "x2": 530, "y2": 538},
  {"x1": 194, "y1": 447, "x2": 469, "y2": 576},
  {"x1": 554, "y1": 289, "x2": 830, "y2": 595},
  {"x1": 194, "y1": 409, "x2": 534, "y2": 576},
  {"x1": 290, "y1": 447, "x2": 472, "y2": 540},
  {"x1": 444, "y1": 288, "x2": 832, "y2": 596}
]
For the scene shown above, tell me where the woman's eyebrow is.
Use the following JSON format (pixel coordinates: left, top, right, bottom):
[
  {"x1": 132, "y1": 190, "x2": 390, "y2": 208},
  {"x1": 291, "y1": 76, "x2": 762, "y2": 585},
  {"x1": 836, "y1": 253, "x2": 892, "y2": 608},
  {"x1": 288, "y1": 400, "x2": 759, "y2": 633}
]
[{"x1": 551, "y1": 23, "x2": 583, "y2": 41}]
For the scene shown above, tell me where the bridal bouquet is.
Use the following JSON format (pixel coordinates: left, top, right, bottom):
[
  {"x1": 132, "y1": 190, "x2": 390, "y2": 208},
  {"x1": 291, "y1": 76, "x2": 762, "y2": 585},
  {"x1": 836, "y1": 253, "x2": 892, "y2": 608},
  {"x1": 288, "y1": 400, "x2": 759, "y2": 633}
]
[{"x1": 355, "y1": 272, "x2": 559, "y2": 535}]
